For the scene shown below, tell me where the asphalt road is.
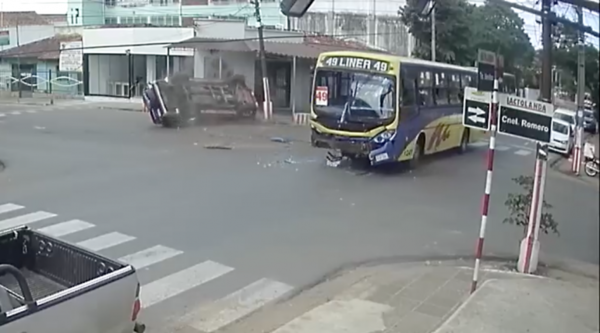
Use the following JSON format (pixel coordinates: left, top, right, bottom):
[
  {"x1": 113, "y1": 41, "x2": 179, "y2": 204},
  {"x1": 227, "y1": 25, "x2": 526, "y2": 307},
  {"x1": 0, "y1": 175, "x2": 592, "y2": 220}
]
[{"x1": 1, "y1": 103, "x2": 598, "y2": 331}]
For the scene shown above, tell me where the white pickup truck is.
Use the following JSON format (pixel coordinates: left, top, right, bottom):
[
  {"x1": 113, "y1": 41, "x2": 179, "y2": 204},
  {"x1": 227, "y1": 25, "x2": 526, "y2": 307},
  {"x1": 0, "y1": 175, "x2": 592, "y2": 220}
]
[{"x1": 0, "y1": 226, "x2": 146, "y2": 333}]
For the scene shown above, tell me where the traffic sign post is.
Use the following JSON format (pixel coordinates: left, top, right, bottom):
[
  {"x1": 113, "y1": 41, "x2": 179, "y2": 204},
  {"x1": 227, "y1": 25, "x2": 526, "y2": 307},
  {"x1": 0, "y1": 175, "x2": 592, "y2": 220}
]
[
  {"x1": 477, "y1": 49, "x2": 503, "y2": 92},
  {"x1": 462, "y1": 87, "x2": 491, "y2": 131},
  {"x1": 492, "y1": 94, "x2": 554, "y2": 275}
]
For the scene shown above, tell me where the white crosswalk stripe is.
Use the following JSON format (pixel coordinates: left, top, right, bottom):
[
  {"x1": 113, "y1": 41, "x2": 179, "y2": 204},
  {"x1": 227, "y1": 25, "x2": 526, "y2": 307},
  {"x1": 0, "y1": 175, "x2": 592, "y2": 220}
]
[
  {"x1": 141, "y1": 261, "x2": 234, "y2": 308},
  {"x1": 0, "y1": 202, "x2": 294, "y2": 327},
  {"x1": 469, "y1": 140, "x2": 537, "y2": 157},
  {"x1": 119, "y1": 245, "x2": 183, "y2": 269},
  {"x1": 185, "y1": 278, "x2": 294, "y2": 332},
  {"x1": 77, "y1": 232, "x2": 136, "y2": 251},
  {"x1": 0, "y1": 203, "x2": 24, "y2": 214},
  {"x1": 0, "y1": 211, "x2": 57, "y2": 230},
  {"x1": 37, "y1": 219, "x2": 95, "y2": 237}
]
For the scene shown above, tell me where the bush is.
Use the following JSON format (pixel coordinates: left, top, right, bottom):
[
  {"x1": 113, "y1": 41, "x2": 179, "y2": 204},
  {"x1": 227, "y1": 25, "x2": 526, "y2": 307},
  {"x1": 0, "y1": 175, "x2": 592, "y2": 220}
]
[{"x1": 503, "y1": 175, "x2": 559, "y2": 236}]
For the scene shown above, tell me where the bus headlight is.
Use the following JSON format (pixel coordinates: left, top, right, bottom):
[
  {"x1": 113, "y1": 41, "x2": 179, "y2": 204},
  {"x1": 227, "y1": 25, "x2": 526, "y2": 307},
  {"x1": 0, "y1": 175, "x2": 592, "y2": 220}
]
[{"x1": 373, "y1": 130, "x2": 396, "y2": 144}]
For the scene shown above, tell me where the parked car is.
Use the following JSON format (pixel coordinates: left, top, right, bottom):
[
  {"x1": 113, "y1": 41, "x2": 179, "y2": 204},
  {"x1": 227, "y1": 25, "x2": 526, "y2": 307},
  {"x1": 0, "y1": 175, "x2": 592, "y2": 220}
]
[
  {"x1": 553, "y1": 108, "x2": 576, "y2": 134},
  {"x1": 583, "y1": 108, "x2": 598, "y2": 134},
  {"x1": 549, "y1": 119, "x2": 573, "y2": 156}
]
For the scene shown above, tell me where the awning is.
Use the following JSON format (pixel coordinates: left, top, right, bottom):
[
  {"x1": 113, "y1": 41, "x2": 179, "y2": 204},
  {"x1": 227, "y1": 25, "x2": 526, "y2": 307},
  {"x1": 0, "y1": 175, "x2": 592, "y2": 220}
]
[{"x1": 170, "y1": 37, "x2": 374, "y2": 59}]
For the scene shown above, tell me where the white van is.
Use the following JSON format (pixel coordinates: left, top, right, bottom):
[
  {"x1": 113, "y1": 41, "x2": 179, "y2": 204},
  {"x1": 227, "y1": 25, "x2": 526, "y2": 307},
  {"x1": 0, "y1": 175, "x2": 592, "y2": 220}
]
[
  {"x1": 552, "y1": 108, "x2": 576, "y2": 133},
  {"x1": 549, "y1": 119, "x2": 573, "y2": 155}
]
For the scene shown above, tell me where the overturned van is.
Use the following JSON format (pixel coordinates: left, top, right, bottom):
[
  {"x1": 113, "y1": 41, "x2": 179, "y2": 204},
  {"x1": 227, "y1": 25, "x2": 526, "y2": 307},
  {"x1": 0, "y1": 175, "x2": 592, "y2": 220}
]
[{"x1": 143, "y1": 74, "x2": 259, "y2": 128}]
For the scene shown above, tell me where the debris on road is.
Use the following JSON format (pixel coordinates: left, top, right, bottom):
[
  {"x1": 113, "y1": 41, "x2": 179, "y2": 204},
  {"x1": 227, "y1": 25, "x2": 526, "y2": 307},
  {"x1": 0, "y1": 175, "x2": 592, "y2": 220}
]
[
  {"x1": 270, "y1": 137, "x2": 291, "y2": 144},
  {"x1": 203, "y1": 144, "x2": 233, "y2": 150}
]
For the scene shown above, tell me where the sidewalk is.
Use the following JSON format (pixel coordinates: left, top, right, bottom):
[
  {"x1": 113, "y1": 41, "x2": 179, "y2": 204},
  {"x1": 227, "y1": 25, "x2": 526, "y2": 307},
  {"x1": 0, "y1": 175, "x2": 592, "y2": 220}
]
[
  {"x1": 205, "y1": 260, "x2": 599, "y2": 333},
  {"x1": 549, "y1": 133, "x2": 599, "y2": 187}
]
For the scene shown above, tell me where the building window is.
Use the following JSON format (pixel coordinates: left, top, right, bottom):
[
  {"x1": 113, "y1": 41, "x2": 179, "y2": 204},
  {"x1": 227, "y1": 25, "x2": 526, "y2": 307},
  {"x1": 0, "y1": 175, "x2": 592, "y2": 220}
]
[
  {"x1": 105, "y1": 17, "x2": 118, "y2": 24},
  {"x1": 105, "y1": 0, "x2": 116, "y2": 6}
]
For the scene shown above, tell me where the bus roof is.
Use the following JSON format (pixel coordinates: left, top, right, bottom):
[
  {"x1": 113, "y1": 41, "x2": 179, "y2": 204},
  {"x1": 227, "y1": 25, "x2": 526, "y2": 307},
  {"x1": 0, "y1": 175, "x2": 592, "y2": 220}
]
[{"x1": 318, "y1": 50, "x2": 515, "y2": 77}]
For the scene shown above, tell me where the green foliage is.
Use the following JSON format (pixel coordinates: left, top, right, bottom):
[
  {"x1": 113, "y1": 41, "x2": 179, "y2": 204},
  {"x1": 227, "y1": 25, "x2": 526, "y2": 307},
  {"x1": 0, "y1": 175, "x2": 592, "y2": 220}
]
[
  {"x1": 398, "y1": 0, "x2": 535, "y2": 75},
  {"x1": 553, "y1": 19, "x2": 600, "y2": 110},
  {"x1": 503, "y1": 175, "x2": 559, "y2": 236}
]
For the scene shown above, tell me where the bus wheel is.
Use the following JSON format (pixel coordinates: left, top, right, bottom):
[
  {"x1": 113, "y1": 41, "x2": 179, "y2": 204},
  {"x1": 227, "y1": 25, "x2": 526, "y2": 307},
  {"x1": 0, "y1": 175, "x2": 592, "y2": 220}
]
[
  {"x1": 409, "y1": 136, "x2": 424, "y2": 169},
  {"x1": 458, "y1": 130, "x2": 470, "y2": 154}
]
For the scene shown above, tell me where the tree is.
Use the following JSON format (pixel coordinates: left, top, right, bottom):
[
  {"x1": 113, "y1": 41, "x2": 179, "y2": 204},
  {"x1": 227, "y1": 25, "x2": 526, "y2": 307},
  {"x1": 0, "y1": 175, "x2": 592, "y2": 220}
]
[
  {"x1": 503, "y1": 175, "x2": 559, "y2": 237},
  {"x1": 469, "y1": 1, "x2": 535, "y2": 77},
  {"x1": 398, "y1": 0, "x2": 535, "y2": 75},
  {"x1": 399, "y1": 0, "x2": 475, "y2": 65},
  {"x1": 553, "y1": 20, "x2": 600, "y2": 110}
]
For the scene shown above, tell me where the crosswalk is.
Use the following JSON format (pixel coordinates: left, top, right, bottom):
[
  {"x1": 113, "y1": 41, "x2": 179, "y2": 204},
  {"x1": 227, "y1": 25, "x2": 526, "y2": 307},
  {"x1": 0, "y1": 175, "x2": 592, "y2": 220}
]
[
  {"x1": 0, "y1": 202, "x2": 294, "y2": 332},
  {"x1": 469, "y1": 140, "x2": 535, "y2": 157}
]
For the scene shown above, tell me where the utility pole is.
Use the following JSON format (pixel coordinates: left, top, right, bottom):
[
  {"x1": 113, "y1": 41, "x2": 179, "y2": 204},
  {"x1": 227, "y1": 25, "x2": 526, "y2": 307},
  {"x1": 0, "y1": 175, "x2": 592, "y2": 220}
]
[
  {"x1": 540, "y1": 0, "x2": 553, "y2": 102},
  {"x1": 572, "y1": 5, "x2": 586, "y2": 175},
  {"x1": 253, "y1": 0, "x2": 272, "y2": 121},
  {"x1": 431, "y1": 3, "x2": 436, "y2": 62}
]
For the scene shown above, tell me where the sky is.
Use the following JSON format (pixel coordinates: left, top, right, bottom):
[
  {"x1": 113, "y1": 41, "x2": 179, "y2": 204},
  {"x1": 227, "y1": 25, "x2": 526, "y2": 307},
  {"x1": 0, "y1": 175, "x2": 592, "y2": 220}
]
[{"x1": 1, "y1": 0, "x2": 598, "y2": 49}]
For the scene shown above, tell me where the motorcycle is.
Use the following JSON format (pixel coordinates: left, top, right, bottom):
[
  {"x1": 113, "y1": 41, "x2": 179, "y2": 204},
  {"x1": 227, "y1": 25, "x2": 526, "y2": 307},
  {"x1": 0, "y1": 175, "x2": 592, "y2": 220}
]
[{"x1": 584, "y1": 157, "x2": 599, "y2": 177}]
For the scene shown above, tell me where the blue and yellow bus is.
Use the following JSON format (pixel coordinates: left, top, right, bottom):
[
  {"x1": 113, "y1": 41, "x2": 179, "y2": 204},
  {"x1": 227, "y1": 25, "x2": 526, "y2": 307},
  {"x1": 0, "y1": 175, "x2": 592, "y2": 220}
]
[{"x1": 310, "y1": 51, "x2": 516, "y2": 168}]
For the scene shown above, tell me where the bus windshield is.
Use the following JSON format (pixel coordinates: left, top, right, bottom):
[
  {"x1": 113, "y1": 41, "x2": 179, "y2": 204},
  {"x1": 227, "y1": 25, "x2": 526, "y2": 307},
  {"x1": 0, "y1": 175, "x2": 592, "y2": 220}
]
[{"x1": 313, "y1": 70, "x2": 396, "y2": 123}]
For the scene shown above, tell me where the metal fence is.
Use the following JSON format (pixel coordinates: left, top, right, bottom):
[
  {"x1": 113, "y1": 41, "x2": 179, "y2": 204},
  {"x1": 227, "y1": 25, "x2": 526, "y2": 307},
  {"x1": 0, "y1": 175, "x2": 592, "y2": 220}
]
[{"x1": 0, "y1": 70, "x2": 83, "y2": 97}]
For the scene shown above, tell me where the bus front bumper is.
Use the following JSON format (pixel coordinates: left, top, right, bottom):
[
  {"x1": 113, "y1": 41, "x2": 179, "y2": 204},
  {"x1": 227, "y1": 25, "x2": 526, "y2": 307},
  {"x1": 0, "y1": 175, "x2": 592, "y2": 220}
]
[{"x1": 311, "y1": 130, "x2": 393, "y2": 165}]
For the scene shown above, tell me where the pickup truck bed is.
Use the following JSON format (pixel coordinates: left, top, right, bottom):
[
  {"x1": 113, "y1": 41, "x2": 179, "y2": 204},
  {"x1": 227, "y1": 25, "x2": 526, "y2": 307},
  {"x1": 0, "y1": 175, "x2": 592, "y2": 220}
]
[
  {"x1": 0, "y1": 268, "x2": 66, "y2": 300},
  {"x1": 1, "y1": 226, "x2": 142, "y2": 333}
]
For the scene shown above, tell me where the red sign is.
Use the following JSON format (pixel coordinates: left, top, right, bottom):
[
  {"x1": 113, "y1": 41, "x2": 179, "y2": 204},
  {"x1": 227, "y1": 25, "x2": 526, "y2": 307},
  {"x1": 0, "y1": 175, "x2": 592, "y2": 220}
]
[{"x1": 315, "y1": 86, "x2": 328, "y2": 106}]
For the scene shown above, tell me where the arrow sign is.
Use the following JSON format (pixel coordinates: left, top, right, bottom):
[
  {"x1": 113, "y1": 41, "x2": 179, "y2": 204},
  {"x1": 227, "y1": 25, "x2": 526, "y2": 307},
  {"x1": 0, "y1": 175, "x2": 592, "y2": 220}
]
[
  {"x1": 468, "y1": 107, "x2": 486, "y2": 123},
  {"x1": 463, "y1": 89, "x2": 491, "y2": 131}
]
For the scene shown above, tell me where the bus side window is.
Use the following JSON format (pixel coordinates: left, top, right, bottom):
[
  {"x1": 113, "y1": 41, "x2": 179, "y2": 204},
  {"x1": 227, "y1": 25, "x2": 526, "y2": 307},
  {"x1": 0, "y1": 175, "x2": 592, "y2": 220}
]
[
  {"x1": 400, "y1": 76, "x2": 418, "y2": 121},
  {"x1": 417, "y1": 71, "x2": 434, "y2": 106},
  {"x1": 434, "y1": 72, "x2": 449, "y2": 106},
  {"x1": 461, "y1": 74, "x2": 474, "y2": 89},
  {"x1": 401, "y1": 76, "x2": 416, "y2": 106},
  {"x1": 449, "y1": 73, "x2": 461, "y2": 104}
]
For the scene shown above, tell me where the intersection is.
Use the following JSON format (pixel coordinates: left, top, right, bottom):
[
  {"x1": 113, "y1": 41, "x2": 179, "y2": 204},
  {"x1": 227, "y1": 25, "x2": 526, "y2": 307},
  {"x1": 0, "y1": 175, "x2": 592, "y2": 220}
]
[{"x1": 0, "y1": 104, "x2": 598, "y2": 331}]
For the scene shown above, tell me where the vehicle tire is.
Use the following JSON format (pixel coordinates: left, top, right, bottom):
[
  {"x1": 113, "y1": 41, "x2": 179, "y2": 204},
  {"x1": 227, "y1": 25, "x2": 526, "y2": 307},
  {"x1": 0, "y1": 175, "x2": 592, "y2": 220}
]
[
  {"x1": 585, "y1": 161, "x2": 598, "y2": 177},
  {"x1": 409, "y1": 136, "x2": 425, "y2": 169},
  {"x1": 457, "y1": 129, "x2": 470, "y2": 154}
]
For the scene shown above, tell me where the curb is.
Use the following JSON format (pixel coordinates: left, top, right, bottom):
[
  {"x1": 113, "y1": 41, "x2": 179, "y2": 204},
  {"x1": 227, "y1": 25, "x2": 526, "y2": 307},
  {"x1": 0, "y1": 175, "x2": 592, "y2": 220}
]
[
  {"x1": 283, "y1": 253, "x2": 599, "y2": 302},
  {"x1": 548, "y1": 154, "x2": 564, "y2": 168}
]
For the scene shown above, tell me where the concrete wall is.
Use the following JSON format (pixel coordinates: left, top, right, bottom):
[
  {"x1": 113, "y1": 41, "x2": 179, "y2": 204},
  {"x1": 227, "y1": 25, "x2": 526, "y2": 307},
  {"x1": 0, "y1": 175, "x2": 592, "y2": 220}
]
[
  {"x1": 82, "y1": 27, "x2": 195, "y2": 56},
  {"x1": 0, "y1": 25, "x2": 56, "y2": 53},
  {"x1": 291, "y1": 12, "x2": 414, "y2": 56}
]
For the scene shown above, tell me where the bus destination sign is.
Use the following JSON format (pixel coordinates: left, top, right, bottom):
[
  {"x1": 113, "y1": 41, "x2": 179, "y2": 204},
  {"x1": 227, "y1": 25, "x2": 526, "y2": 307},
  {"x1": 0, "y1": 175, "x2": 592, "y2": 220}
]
[{"x1": 323, "y1": 56, "x2": 390, "y2": 72}]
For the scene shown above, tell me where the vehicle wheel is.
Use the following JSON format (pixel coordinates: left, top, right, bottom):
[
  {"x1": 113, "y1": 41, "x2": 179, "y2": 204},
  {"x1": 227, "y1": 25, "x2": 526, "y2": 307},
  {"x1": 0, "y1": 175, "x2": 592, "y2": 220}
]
[
  {"x1": 457, "y1": 129, "x2": 470, "y2": 154},
  {"x1": 409, "y1": 136, "x2": 424, "y2": 169},
  {"x1": 585, "y1": 161, "x2": 598, "y2": 177}
]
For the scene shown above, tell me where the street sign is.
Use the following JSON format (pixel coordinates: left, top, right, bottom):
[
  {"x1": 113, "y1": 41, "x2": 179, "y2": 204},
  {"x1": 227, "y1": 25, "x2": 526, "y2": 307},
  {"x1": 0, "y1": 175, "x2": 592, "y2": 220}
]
[
  {"x1": 477, "y1": 49, "x2": 496, "y2": 92},
  {"x1": 462, "y1": 87, "x2": 491, "y2": 131},
  {"x1": 500, "y1": 94, "x2": 554, "y2": 115},
  {"x1": 497, "y1": 106, "x2": 553, "y2": 143}
]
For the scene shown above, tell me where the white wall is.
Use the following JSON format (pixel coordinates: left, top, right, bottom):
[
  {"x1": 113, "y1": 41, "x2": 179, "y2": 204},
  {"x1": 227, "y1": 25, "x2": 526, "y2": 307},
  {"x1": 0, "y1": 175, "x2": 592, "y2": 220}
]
[
  {"x1": 0, "y1": 25, "x2": 56, "y2": 52},
  {"x1": 195, "y1": 50, "x2": 255, "y2": 89},
  {"x1": 307, "y1": 0, "x2": 407, "y2": 15},
  {"x1": 82, "y1": 27, "x2": 195, "y2": 56}
]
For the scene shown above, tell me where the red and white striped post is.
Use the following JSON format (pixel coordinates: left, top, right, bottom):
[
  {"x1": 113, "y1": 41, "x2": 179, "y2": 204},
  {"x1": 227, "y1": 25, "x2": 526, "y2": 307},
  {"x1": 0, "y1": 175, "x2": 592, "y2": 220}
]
[
  {"x1": 470, "y1": 78, "x2": 499, "y2": 294},
  {"x1": 517, "y1": 143, "x2": 548, "y2": 274}
]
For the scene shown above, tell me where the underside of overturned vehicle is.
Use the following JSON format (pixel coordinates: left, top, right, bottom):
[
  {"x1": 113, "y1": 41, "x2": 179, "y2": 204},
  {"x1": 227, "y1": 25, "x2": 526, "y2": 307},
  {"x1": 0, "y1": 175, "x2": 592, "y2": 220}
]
[{"x1": 143, "y1": 74, "x2": 259, "y2": 128}]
